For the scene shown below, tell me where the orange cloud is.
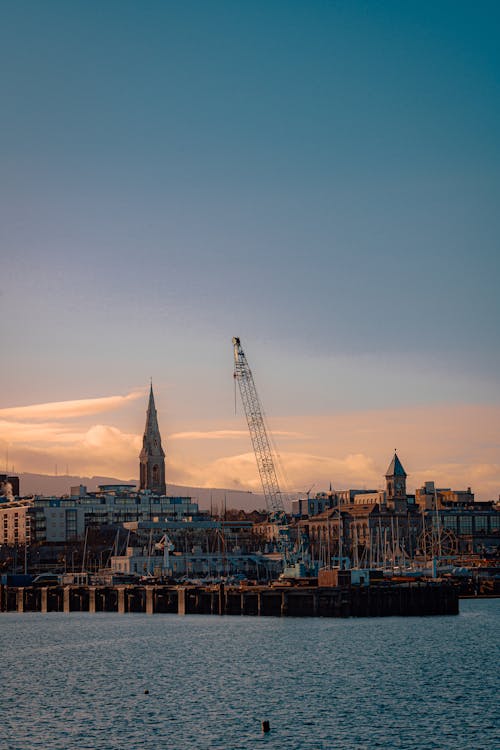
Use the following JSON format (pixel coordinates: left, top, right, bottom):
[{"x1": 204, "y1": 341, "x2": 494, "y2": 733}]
[
  {"x1": 165, "y1": 451, "x2": 380, "y2": 495},
  {"x1": 0, "y1": 391, "x2": 144, "y2": 421},
  {"x1": 0, "y1": 391, "x2": 145, "y2": 479},
  {"x1": 169, "y1": 429, "x2": 305, "y2": 440},
  {"x1": 165, "y1": 404, "x2": 500, "y2": 500},
  {"x1": 5, "y1": 425, "x2": 141, "y2": 478},
  {"x1": 1, "y1": 399, "x2": 499, "y2": 502}
]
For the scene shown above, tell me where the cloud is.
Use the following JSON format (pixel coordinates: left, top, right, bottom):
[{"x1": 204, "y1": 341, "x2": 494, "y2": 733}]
[
  {"x1": 170, "y1": 430, "x2": 249, "y2": 440},
  {"x1": 0, "y1": 391, "x2": 145, "y2": 478},
  {"x1": 165, "y1": 404, "x2": 500, "y2": 499},
  {"x1": 6, "y1": 424, "x2": 141, "y2": 478},
  {"x1": 166, "y1": 450, "x2": 381, "y2": 495},
  {"x1": 1, "y1": 399, "x2": 499, "y2": 501},
  {"x1": 169, "y1": 429, "x2": 305, "y2": 440},
  {"x1": 0, "y1": 391, "x2": 144, "y2": 421}
]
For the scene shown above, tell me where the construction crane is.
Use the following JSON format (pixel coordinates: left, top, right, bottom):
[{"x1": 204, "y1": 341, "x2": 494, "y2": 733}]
[{"x1": 233, "y1": 336, "x2": 309, "y2": 575}]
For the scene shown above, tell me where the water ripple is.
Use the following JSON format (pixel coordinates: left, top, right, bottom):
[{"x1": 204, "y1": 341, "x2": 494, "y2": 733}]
[{"x1": 0, "y1": 600, "x2": 498, "y2": 750}]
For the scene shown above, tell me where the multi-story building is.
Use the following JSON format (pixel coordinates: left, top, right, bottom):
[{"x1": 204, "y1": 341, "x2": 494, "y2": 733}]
[
  {"x1": 0, "y1": 488, "x2": 203, "y2": 545},
  {"x1": 415, "y1": 481, "x2": 474, "y2": 510},
  {"x1": 297, "y1": 453, "x2": 500, "y2": 563},
  {"x1": 0, "y1": 499, "x2": 32, "y2": 545}
]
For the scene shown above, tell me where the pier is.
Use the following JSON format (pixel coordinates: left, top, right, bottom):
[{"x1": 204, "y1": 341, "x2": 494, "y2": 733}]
[{"x1": 0, "y1": 581, "x2": 459, "y2": 617}]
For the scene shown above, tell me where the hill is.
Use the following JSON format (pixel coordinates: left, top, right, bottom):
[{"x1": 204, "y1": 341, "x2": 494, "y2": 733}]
[{"x1": 17, "y1": 472, "x2": 268, "y2": 512}]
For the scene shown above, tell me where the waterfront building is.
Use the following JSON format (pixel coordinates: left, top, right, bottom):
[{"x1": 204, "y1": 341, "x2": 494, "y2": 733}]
[
  {"x1": 415, "y1": 481, "x2": 474, "y2": 510},
  {"x1": 291, "y1": 489, "x2": 380, "y2": 519},
  {"x1": 0, "y1": 499, "x2": 32, "y2": 545},
  {"x1": 421, "y1": 504, "x2": 500, "y2": 555},
  {"x1": 301, "y1": 501, "x2": 422, "y2": 568},
  {"x1": 295, "y1": 452, "x2": 500, "y2": 563},
  {"x1": 0, "y1": 486, "x2": 201, "y2": 545},
  {"x1": 108, "y1": 515, "x2": 279, "y2": 579},
  {"x1": 291, "y1": 492, "x2": 333, "y2": 518},
  {"x1": 110, "y1": 545, "x2": 280, "y2": 579}
]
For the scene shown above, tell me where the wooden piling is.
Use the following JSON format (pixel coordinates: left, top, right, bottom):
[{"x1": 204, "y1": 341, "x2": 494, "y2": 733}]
[
  {"x1": 145, "y1": 587, "x2": 154, "y2": 615},
  {"x1": 280, "y1": 591, "x2": 288, "y2": 617},
  {"x1": 117, "y1": 587, "x2": 126, "y2": 614},
  {"x1": 178, "y1": 587, "x2": 187, "y2": 615}
]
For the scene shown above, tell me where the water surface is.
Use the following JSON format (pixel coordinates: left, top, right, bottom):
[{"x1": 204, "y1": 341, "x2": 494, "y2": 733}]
[{"x1": 1, "y1": 600, "x2": 498, "y2": 749}]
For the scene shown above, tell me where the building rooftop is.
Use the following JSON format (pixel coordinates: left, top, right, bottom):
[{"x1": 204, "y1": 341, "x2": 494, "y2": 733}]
[{"x1": 385, "y1": 452, "x2": 407, "y2": 478}]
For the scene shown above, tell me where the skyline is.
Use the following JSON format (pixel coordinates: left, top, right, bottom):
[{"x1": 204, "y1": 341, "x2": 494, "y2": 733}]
[
  {"x1": 1, "y1": 384, "x2": 499, "y2": 501},
  {"x1": 1, "y1": 2, "x2": 499, "y2": 499}
]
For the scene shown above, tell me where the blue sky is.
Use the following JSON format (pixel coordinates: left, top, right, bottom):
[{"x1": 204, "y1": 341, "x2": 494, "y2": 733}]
[{"x1": 1, "y1": 2, "x2": 499, "y2": 496}]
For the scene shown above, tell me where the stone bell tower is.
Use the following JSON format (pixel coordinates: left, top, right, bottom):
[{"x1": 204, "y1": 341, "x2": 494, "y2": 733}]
[{"x1": 139, "y1": 383, "x2": 166, "y2": 495}]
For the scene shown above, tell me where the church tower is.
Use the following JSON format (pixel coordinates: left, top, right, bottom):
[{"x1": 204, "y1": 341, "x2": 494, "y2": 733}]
[
  {"x1": 139, "y1": 384, "x2": 166, "y2": 495},
  {"x1": 385, "y1": 451, "x2": 407, "y2": 501}
]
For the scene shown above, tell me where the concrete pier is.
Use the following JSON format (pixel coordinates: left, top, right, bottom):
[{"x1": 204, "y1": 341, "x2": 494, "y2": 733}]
[{"x1": 0, "y1": 581, "x2": 459, "y2": 618}]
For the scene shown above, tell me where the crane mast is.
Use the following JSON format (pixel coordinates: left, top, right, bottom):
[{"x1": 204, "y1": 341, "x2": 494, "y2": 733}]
[{"x1": 232, "y1": 336, "x2": 291, "y2": 561}]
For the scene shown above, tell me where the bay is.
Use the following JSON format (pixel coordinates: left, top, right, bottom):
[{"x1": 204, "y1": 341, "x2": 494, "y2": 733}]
[{"x1": 0, "y1": 599, "x2": 498, "y2": 750}]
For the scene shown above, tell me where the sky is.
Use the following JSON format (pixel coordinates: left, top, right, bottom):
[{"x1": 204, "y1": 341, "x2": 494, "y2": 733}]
[{"x1": 1, "y1": 1, "x2": 499, "y2": 500}]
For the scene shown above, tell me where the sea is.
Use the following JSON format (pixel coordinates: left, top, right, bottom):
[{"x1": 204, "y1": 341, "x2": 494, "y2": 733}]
[{"x1": 0, "y1": 599, "x2": 498, "y2": 750}]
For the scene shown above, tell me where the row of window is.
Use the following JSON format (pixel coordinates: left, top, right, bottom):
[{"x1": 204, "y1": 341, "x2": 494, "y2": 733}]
[{"x1": 436, "y1": 514, "x2": 499, "y2": 534}]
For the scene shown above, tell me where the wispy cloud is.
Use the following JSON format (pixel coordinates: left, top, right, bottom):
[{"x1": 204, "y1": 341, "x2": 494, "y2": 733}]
[
  {"x1": 0, "y1": 391, "x2": 144, "y2": 421},
  {"x1": 169, "y1": 429, "x2": 305, "y2": 440}
]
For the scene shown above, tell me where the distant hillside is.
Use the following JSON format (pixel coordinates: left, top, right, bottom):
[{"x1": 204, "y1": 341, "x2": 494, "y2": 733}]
[
  {"x1": 19, "y1": 472, "x2": 136, "y2": 497},
  {"x1": 17, "y1": 472, "x2": 269, "y2": 512}
]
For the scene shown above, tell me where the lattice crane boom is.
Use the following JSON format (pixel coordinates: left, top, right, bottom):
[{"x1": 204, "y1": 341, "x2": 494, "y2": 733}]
[{"x1": 232, "y1": 337, "x2": 288, "y2": 529}]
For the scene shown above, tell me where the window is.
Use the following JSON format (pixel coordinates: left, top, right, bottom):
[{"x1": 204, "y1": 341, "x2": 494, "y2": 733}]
[
  {"x1": 474, "y1": 516, "x2": 488, "y2": 533},
  {"x1": 459, "y1": 517, "x2": 472, "y2": 534},
  {"x1": 442, "y1": 515, "x2": 457, "y2": 531}
]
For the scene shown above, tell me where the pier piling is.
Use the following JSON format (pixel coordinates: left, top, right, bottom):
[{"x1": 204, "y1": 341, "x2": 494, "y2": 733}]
[{"x1": 0, "y1": 581, "x2": 459, "y2": 618}]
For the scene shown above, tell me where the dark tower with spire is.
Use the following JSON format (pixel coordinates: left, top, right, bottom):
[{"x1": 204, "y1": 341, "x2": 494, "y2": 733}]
[
  {"x1": 385, "y1": 451, "x2": 407, "y2": 502},
  {"x1": 139, "y1": 384, "x2": 166, "y2": 495}
]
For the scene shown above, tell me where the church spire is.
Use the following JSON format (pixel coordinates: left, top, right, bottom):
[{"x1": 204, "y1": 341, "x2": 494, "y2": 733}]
[{"x1": 139, "y1": 383, "x2": 166, "y2": 495}]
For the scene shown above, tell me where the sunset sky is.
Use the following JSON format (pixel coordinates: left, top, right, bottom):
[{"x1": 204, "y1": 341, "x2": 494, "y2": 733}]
[{"x1": 1, "y1": 2, "x2": 499, "y2": 499}]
